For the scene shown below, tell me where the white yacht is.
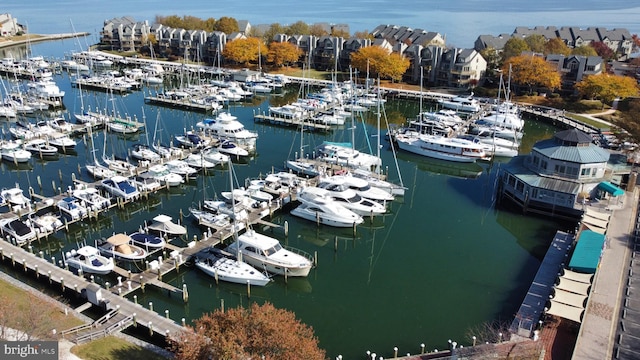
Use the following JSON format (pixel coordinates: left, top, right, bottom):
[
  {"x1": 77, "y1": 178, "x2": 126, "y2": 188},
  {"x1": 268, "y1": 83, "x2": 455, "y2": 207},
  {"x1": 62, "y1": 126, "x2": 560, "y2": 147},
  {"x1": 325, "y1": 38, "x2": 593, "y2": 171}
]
[
  {"x1": 27, "y1": 79, "x2": 65, "y2": 102},
  {"x1": 395, "y1": 132, "x2": 487, "y2": 163},
  {"x1": 320, "y1": 174, "x2": 395, "y2": 202},
  {"x1": 438, "y1": 94, "x2": 481, "y2": 113},
  {"x1": 131, "y1": 143, "x2": 161, "y2": 162},
  {"x1": 217, "y1": 140, "x2": 249, "y2": 158},
  {"x1": 1, "y1": 141, "x2": 32, "y2": 163},
  {"x1": 146, "y1": 164, "x2": 184, "y2": 187},
  {"x1": 199, "y1": 147, "x2": 230, "y2": 166},
  {"x1": 1, "y1": 186, "x2": 32, "y2": 211},
  {"x1": 165, "y1": 159, "x2": 198, "y2": 179},
  {"x1": 65, "y1": 245, "x2": 114, "y2": 275},
  {"x1": 195, "y1": 112, "x2": 258, "y2": 151},
  {"x1": 129, "y1": 232, "x2": 166, "y2": 250},
  {"x1": 314, "y1": 181, "x2": 386, "y2": 216},
  {"x1": 291, "y1": 187, "x2": 364, "y2": 228},
  {"x1": 225, "y1": 229, "x2": 313, "y2": 277},
  {"x1": 194, "y1": 247, "x2": 271, "y2": 286},
  {"x1": 72, "y1": 186, "x2": 111, "y2": 211},
  {"x1": 0, "y1": 217, "x2": 37, "y2": 245},
  {"x1": 315, "y1": 141, "x2": 381, "y2": 171}
]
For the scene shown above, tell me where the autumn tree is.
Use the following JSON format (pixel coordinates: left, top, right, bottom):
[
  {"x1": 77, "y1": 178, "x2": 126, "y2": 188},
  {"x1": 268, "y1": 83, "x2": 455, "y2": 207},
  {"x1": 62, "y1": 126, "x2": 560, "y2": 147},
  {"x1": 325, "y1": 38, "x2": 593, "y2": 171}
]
[
  {"x1": 267, "y1": 41, "x2": 302, "y2": 67},
  {"x1": 503, "y1": 54, "x2": 561, "y2": 94},
  {"x1": 354, "y1": 30, "x2": 374, "y2": 40},
  {"x1": 502, "y1": 37, "x2": 530, "y2": 61},
  {"x1": 571, "y1": 45, "x2": 598, "y2": 57},
  {"x1": 544, "y1": 37, "x2": 571, "y2": 56},
  {"x1": 331, "y1": 28, "x2": 350, "y2": 38},
  {"x1": 575, "y1": 73, "x2": 639, "y2": 107},
  {"x1": 155, "y1": 15, "x2": 216, "y2": 32},
  {"x1": 309, "y1": 24, "x2": 329, "y2": 37},
  {"x1": 590, "y1": 41, "x2": 615, "y2": 61},
  {"x1": 350, "y1": 46, "x2": 410, "y2": 81},
  {"x1": 169, "y1": 302, "x2": 325, "y2": 360},
  {"x1": 524, "y1": 34, "x2": 546, "y2": 53},
  {"x1": 223, "y1": 37, "x2": 265, "y2": 66},
  {"x1": 214, "y1": 17, "x2": 239, "y2": 34}
]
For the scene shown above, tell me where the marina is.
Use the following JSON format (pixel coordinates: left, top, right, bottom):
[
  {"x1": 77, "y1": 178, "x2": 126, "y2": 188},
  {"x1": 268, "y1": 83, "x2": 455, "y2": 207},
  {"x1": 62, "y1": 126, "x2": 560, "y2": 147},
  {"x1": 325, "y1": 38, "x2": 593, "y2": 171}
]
[{"x1": 0, "y1": 38, "x2": 628, "y2": 360}]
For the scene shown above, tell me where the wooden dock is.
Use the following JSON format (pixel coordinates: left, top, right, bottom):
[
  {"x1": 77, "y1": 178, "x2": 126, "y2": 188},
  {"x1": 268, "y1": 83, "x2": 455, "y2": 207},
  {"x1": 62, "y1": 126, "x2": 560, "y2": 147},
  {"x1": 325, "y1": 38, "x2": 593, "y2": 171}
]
[
  {"x1": 253, "y1": 112, "x2": 332, "y2": 131},
  {"x1": 510, "y1": 231, "x2": 575, "y2": 338},
  {"x1": 144, "y1": 95, "x2": 217, "y2": 112}
]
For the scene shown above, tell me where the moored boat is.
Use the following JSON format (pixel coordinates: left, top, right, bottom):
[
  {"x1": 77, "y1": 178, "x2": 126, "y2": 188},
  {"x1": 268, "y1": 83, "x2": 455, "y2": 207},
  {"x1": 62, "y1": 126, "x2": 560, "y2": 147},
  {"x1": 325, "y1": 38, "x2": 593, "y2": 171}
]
[{"x1": 194, "y1": 246, "x2": 271, "y2": 286}]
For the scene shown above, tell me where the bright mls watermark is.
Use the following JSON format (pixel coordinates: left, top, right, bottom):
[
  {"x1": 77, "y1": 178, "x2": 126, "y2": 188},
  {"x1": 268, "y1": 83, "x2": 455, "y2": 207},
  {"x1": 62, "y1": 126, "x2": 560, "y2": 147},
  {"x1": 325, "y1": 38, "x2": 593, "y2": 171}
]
[{"x1": 2, "y1": 341, "x2": 58, "y2": 360}]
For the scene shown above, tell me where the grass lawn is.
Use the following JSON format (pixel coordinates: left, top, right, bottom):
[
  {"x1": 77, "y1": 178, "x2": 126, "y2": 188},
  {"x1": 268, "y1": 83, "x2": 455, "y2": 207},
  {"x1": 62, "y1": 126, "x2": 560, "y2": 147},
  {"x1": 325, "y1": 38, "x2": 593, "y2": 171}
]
[
  {"x1": 72, "y1": 336, "x2": 168, "y2": 360},
  {"x1": 0, "y1": 278, "x2": 84, "y2": 337}
]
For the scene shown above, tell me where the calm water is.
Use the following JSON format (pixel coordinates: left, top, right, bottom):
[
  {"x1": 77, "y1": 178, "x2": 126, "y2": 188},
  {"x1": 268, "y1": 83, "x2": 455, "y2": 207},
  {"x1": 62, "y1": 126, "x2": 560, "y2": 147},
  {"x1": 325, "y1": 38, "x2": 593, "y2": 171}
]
[
  {"x1": 4, "y1": 0, "x2": 640, "y2": 48},
  {"x1": 1, "y1": 33, "x2": 572, "y2": 359}
]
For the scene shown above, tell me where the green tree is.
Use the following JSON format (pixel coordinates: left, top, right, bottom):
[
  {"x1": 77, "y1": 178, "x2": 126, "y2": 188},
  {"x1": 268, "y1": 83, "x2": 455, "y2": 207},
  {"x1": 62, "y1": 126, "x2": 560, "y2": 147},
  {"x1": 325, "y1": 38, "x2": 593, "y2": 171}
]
[
  {"x1": 262, "y1": 23, "x2": 285, "y2": 43},
  {"x1": 214, "y1": 17, "x2": 238, "y2": 33},
  {"x1": 575, "y1": 73, "x2": 639, "y2": 107},
  {"x1": 286, "y1": 21, "x2": 310, "y2": 35},
  {"x1": 479, "y1": 46, "x2": 502, "y2": 73},
  {"x1": 571, "y1": 45, "x2": 598, "y2": 57},
  {"x1": 503, "y1": 54, "x2": 561, "y2": 93},
  {"x1": 267, "y1": 41, "x2": 302, "y2": 67},
  {"x1": 544, "y1": 37, "x2": 571, "y2": 56},
  {"x1": 351, "y1": 46, "x2": 410, "y2": 81},
  {"x1": 223, "y1": 37, "x2": 265, "y2": 66},
  {"x1": 502, "y1": 37, "x2": 530, "y2": 61},
  {"x1": 524, "y1": 34, "x2": 546, "y2": 53},
  {"x1": 169, "y1": 302, "x2": 326, "y2": 360}
]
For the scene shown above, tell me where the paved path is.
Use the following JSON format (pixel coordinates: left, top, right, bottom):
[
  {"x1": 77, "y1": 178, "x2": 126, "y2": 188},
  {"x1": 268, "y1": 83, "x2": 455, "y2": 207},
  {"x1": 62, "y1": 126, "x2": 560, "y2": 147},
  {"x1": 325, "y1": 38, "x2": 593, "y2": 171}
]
[{"x1": 572, "y1": 187, "x2": 638, "y2": 359}]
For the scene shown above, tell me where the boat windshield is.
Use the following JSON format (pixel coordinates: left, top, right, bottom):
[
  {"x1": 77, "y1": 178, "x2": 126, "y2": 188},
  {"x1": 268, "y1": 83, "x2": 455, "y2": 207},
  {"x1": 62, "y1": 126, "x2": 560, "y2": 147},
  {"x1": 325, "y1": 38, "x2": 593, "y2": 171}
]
[
  {"x1": 264, "y1": 243, "x2": 282, "y2": 256},
  {"x1": 348, "y1": 194, "x2": 361, "y2": 202}
]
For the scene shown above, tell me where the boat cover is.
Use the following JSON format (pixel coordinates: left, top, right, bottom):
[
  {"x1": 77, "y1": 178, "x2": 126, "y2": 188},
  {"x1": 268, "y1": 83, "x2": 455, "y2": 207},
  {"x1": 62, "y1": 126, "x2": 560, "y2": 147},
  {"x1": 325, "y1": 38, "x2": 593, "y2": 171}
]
[
  {"x1": 556, "y1": 277, "x2": 590, "y2": 295},
  {"x1": 561, "y1": 269, "x2": 594, "y2": 284},
  {"x1": 552, "y1": 288, "x2": 588, "y2": 308},
  {"x1": 107, "y1": 233, "x2": 131, "y2": 246},
  {"x1": 547, "y1": 300, "x2": 584, "y2": 323}
]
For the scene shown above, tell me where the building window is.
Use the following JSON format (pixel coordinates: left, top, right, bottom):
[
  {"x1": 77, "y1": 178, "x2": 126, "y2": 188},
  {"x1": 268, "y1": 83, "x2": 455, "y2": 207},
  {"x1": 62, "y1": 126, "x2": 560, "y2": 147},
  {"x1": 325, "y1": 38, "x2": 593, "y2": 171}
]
[
  {"x1": 540, "y1": 160, "x2": 548, "y2": 170},
  {"x1": 581, "y1": 168, "x2": 591, "y2": 176}
]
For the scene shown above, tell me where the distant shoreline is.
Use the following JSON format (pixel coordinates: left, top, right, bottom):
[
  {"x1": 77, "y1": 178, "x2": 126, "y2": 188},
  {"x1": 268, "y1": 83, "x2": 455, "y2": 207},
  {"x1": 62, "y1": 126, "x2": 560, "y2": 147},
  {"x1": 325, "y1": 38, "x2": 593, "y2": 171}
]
[{"x1": 0, "y1": 32, "x2": 89, "y2": 50}]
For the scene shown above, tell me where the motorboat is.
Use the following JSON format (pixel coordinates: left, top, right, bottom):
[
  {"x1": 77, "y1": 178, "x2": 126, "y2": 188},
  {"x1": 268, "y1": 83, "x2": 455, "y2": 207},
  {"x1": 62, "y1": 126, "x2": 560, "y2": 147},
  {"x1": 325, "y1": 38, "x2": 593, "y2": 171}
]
[
  {"x1": 225, "y1": 229, "x2": 313, "y2": 277},
  {"x1": 23, "y1": 139, "x2": 58, "y2": 158},
  {"x1": 27, "y1": 79, "x2": 65, "y2": 101},
  {"x1": 438, "y1": 94, "x2": 481, "y2": 113},
  {"x1": 85, "y1": 161, "x2": 117, "y2": 179},
  {"x1": 1, "y1": 186, "x2": 32, "y2": 211},
  {"x1": 245, "y1": 184, "x2": 274, "y2": 203},
  {"x1": 217, "y1": 140, "x2": 249, "y2": 158},
  {"x1": 165, "y1": 159, "x2": 198, "y2": 179},
  {"x1": 183, "y1": 153, "x2": 217, "y2": 170},
  {"x1": 315, "y1": 141, "x2": 381, "y2": 171},
  {"x1": 145, "y1": 164, "x2": 184, "y2": 187},
  {"x1": 195, "y1": 112, "x2": 258, "y2": 151},
  {"x1": 132, "y1": 173, "x2": 163, "y2": 193},
  {"x1": 45, "y1": 134, "x2": 77, "y2": 151},
  {"x1": 175, "y1": 132, "x2": 210, "y2": 149},
  {"x1": 103, "y1": 156, "x2": 136, "y2": 176},
  {"x1": 145, "y1": 214, "x2": 187, "y2": 237},
  {"x1": 65, "y1": 245, "x2": 114, "y2": 275},
  {"x1": 314, "y1": 182, "x2": 386, "y2": 216},
  {"x1": 269, "y1": 104, "x2": 306, "y2": 119},
  {"x1": 189, "y1": 207, "x2": 246, "y2": 232},
  {"x1": 0, "y1": 217, "x2": 37, "y2": 245},
  {"x1": 57, "y1": 196, "x2": 88, "y2": 221},
  {"x1": 0, "y1": 141, "x2": 32, "y2": 163},
  {"x1": 194, "y1": 246, "x2": 271, "y2": 286},
  {"x1": 131, "y1": 143, "x2": 161, "y2": 162},
  {"x1": 349, "y1": 169, "x2": 406, "y2": 197},
  {"x1": 395, "y1": 132, "x2": 487, "y2": 163},
  {"x1": 72, "y1": 186, "x2": 111, "y2": 211},
  {"x1": 129, "y1": 231, "x2": 166, "y2": 250},
  {"x1": 203, "y1": 199, "x2": 250, "y2": 222},
  {"x1": 30, "y1": 213, "x2": 64, "y2": 234},
  {"x1": 100, "y1": 175, "x2": 141, "y2": 200},
  {"x1": 319, "y1": 174, "x2": 395, "y2": 202},
  {"x1": 291, "y1": 187, "x2": 364, "y2": 227},
  {"x1": 97, "y1": 233, "x2": 148, "y2": 261},
  {"x1": 199, "y1": 147, "x2": 230, "y2": 166}
]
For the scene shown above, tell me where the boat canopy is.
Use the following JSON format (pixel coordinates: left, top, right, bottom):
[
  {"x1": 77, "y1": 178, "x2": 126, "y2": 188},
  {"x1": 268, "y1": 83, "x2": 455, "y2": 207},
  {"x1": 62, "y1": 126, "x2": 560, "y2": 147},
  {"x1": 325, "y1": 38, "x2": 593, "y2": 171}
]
[
  {"x1": 107, "y1": 233, "x2": 131, "y2": 246},
  {"x1": 597, "y1": 181, "x2": 624, "y2": 196}
]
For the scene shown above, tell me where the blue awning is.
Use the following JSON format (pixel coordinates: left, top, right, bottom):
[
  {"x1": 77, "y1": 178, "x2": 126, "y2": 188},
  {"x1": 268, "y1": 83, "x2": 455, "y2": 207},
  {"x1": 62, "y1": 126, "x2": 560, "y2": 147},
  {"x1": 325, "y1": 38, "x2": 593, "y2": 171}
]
[{"x1": 598, "y1": 181, "x2": 624, "y2": 196}]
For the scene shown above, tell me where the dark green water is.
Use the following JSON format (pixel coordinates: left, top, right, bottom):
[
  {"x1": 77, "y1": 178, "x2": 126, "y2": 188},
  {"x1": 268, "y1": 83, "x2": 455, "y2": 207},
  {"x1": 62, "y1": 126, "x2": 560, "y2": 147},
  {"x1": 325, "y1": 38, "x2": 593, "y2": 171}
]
[{"x1": 1, "y1": 42, "x2": 569, "y2": 359}]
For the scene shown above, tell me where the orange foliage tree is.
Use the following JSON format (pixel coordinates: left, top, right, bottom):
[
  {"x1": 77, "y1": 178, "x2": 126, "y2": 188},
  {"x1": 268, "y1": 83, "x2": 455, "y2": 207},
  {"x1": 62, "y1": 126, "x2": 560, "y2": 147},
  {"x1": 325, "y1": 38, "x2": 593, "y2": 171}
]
[
  {"x1": 351, "y1": 46, "x2": 410, "y2": 82},
  {"x1": 223, "y1": 37, "x2": 266, "y2": 67},
  {"x1": 266, "y1": 42, "x2": 302, "y2": 67},
  {"x1": 168, "y1": 302, "x2": 326, "y2": 360},
  {"x1": 503, "y1": 54, "x2": 561, "y2": 94},
  {"x1": 575, "y1": 73, "x2": 639, "y2": 107}
]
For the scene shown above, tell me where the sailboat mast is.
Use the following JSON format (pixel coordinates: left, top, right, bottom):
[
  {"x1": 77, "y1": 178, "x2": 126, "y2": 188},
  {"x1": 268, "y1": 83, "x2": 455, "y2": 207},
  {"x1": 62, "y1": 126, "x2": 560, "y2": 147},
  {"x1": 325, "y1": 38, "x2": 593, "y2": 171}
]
[{"x1": 376, "y1": 78, "x2": 381, "y2": 172}]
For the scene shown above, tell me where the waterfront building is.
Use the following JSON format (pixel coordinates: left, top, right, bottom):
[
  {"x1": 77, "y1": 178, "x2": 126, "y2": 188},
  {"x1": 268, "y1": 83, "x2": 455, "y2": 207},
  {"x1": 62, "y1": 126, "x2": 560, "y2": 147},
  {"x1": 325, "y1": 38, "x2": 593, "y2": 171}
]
[
  {"x1": 545, "y1": 54, "x2": 604, "y2": 89},
  {"x1": 498, "y1": 128, "x2": 619, "y2": 219},
  {"x1": 0, "y1": 13, "x2": 24, "y2": 37}
]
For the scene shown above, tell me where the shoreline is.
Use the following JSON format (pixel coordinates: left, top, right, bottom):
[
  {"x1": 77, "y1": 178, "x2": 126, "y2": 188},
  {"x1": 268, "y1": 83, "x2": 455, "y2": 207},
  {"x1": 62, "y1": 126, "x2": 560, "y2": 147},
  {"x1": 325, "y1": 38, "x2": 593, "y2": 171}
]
[{"x1": 0, "y1": 32, "x2": 89, "y2": 50}]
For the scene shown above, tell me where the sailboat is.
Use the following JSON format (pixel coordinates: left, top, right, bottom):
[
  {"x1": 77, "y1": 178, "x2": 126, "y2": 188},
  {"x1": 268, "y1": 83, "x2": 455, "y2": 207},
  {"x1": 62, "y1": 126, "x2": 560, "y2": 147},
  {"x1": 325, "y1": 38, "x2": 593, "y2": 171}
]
[{"x1": 286, "y1": 125, "x2": 321, "y2": 176}]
